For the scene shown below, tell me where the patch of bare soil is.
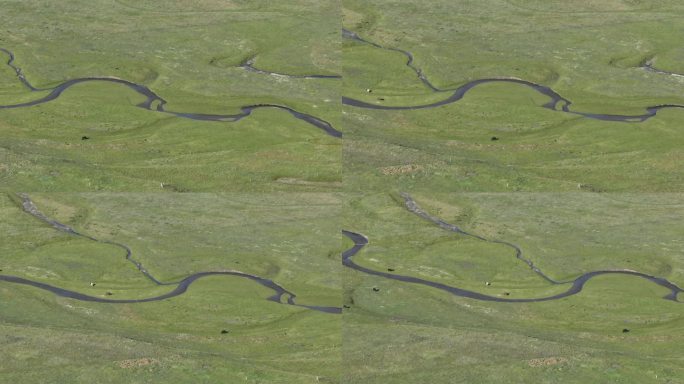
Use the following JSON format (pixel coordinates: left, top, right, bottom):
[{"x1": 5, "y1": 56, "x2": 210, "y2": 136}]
[
  {"x1": 379, "y1": 164, "x2": 423, "y2": 175},
  {"x1": 527, "y1": 356, "x2": 568, "y2": 367},
  {"x1": 275, "y1": 177, "x2": 341, "y2": 187},
  {"x1": 117, "y1": 358, "x2": 159, "y2": 369}
]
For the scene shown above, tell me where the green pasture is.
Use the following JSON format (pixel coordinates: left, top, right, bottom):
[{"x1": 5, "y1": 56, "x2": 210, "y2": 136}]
[
  {"x1": 342, "y1": 191, "x2": 684, "y2": 383},
  {"x1": 343, "y1": 0, "x2": 684, "y2": 192},
  {"x1": 0, "y1": 0, "x2": 340, "y2": 192},
  {"x1": 2, "y1": 0, "x2": 684, "y2": 382},
  {"x1": 0, "y1": 192, "x2": 342, "y2": 382}
]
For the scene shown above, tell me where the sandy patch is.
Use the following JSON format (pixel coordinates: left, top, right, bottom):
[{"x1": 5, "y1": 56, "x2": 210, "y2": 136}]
[
  {"x1": 380, "y1": 164, "x2": 423, "y2": 175},
  {"x1": 527, "y1": 356, "x2": 568, "y2": 367},
  {"x1": 117, "y1": 358, "x2": 159, "y2": 369}
]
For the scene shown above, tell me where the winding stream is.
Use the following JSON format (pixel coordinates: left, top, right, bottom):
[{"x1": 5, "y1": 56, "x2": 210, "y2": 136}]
[
  {"x1": 1, "y1": 194, "x2": 341, "y2": 314},
  {"x1": 6, "y1": 195, "x2": 681, "y2": 310},
  {"x1": 0, "y1": 48, "x2": 341, "y2": 138},
  {"x1": 342, "y1": 194, "x2": 682, "y2": 304},
  {"x1": 342, "y1": 29, "x2": 684, "y2": 123}
]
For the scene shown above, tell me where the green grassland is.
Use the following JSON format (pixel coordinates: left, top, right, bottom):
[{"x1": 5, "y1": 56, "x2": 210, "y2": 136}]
[
  {"x1": 0, "y1": 192, "x2": 342, "y2": 382},
  {"x1": 0, "y1": 1, "x2": 345, "y2": 381},
  {"x1": 343, "y1": 192, "x2": 684, "y2": 383},
  {"x1": 343, "y1": 0, "x2": 684, "y2": 192},
  {"x1": 342, "y1": 2, "x2": 684, "y2": 382},
  {"x1": 0, "y1": 0, "x2": 340, "y2": 192},
  {"x1": 3, "y1": 0, "x2": 684, "y2": 383}
]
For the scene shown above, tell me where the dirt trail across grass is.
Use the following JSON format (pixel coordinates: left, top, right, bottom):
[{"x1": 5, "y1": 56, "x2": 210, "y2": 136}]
[
  {"x1": 641, "y1": 57, "x2": 684, "y2": 78},
  {"x1": 342, "y1": 29, "x2": 684, "y2": 123},
  {"x1": 0, "y1": 194, "x2": 341, "y2": 314},
  {"x1": 240, "y1": 56, "x2": 341, "y2": 79},
  {"x1": 342, "y1": 194, "x2": 683, "y2": 304},
  {"x1": 0, "y1": 48, "x2": 342, "y2": 138}
]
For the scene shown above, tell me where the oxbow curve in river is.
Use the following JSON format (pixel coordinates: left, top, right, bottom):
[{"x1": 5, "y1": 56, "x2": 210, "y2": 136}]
[
  {"x1": 0, "y1": 48, "x2": 341, "y2": 138},
  {"x1": 341, "y1": 194, "x2": 683, "y2": 304},
  {"x1": 342, "y1": 29, "x2": 684, "y2": 123},
  {"x1": 0, "y1": 194, "x2": 341, "y2": 314}
]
